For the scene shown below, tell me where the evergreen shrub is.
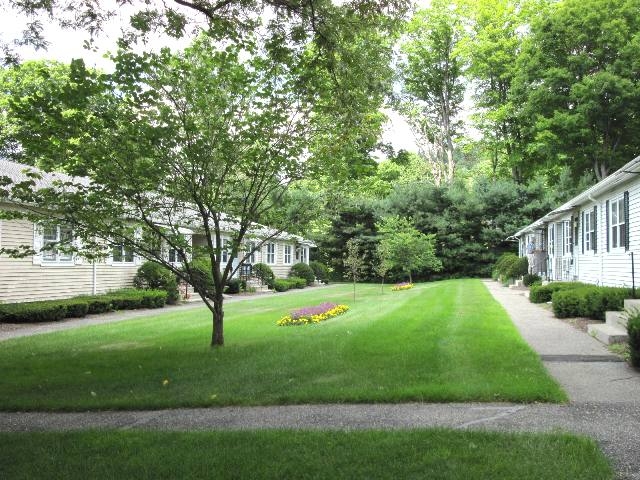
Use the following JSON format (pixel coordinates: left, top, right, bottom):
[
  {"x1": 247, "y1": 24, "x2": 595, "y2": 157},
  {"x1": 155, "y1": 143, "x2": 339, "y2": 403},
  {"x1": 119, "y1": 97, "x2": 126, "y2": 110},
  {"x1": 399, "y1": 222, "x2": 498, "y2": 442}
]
[
  {"x1": 627, "y1": 310, "x2": 640, "y2": 367},
  {"x1": 551, "y1": 286, "x2": 632, "y2": 320},
  {"x1": 522, "y1": 274, "x2": 541, "y2": 287},
  {"x1": 134, "y1": 261, "x2": 180, "y2": 304},
  {"x1": 289, "y1": 263, "x2": 315, "y2": 285},
  {"x1": 309, "y1": 261, "x2": 330, "y2": 284},
  {"x1": 529, "y1": 282, "x2": 584, "y2": 303},
  {"x1": 253, "y1": 263, "x2": 275, "y2": 285}
]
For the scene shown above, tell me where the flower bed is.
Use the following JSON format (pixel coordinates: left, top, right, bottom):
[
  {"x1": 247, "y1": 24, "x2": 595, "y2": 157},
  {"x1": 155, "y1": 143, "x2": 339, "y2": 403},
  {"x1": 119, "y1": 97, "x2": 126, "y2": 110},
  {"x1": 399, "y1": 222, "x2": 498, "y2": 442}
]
[
  {"x1": 391, "y1": 282, "x2": 414, "y2": 291},
  {"x1": 277, "y1": 302, "x2": 349, "y2": 326}
]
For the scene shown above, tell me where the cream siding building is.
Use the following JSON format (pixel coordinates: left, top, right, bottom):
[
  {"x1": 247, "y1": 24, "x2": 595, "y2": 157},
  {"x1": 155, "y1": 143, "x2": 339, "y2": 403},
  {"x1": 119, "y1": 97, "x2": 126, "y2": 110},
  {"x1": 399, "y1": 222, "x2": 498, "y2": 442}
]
[{"x1": 0, "y1": 160, "x2": 315, "y2": 303}]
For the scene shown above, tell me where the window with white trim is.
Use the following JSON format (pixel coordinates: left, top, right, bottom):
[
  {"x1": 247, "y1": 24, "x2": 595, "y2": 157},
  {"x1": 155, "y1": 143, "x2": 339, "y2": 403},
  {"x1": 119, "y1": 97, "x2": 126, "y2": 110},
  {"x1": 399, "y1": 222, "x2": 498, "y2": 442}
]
[
  {"x1": 42, "y1": 225, "x2": 74, "y2": 263},
  {"x1": 563, "y1": 221, "x2": 571, "y2": 255},
  {"x1": 112, "y1": 243, "x2": 134, "y2": 263},
  {"x1": 584, "y1": 211, "x2": 594, "y2": 251},
  {"x1": 284, "y1": 244, "x2": 292, "y2": 264},
  {"x1": 265, "y1": 242, "x2": 276, "y2": 264},
  {"x1": 244, "y1": 241, "x2": 256, "y2": 263},
  {"x1": 610, "y1": 197, "x2": 626, "y2": 249}
]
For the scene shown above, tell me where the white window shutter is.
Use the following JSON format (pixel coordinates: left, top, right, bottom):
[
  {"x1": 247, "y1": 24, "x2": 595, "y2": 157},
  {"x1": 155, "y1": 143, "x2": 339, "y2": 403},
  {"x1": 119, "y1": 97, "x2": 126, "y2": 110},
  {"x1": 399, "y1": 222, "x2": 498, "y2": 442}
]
[{"x1": 32, "y1": 223, "x2": 43, "y2": 265}]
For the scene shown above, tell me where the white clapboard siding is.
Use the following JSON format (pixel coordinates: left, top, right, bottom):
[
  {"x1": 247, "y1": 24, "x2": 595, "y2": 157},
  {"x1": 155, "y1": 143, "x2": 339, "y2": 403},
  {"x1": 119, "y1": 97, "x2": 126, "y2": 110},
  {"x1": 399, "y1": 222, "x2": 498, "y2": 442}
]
[{"x1": 0, "y1": 219, "x2": 137, "y2": 303}]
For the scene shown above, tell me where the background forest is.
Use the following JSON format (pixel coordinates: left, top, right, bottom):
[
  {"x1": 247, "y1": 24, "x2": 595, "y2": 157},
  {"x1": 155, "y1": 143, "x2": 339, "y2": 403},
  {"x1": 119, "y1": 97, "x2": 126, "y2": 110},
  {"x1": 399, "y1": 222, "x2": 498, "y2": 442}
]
[{"x1": 1, "y1": 0, "x2": 639, "y2": 282}]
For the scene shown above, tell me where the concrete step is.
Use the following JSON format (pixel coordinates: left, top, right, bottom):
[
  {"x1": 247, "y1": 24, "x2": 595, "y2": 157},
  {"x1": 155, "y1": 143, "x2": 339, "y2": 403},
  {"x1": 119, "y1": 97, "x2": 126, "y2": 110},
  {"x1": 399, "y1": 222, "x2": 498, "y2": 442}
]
[
  {"x1": 605, "y1": 310, "x2": 628, "y2": 330},
  {"x1": 587, "y1": 323, "x2": 628, "y2": 345},
  {"x1": 623, "y1": 298, "x2": 640, "y2": 311},
  {"x1": 514, "y1": 279, "x2": 523, "y2": 288}
]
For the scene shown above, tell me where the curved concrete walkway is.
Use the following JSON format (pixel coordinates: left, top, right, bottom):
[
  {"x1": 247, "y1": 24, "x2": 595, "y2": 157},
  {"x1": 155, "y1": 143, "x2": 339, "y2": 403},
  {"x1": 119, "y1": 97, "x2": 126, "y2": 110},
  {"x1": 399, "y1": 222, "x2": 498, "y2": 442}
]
[{"x1": 1, "y1": 280, "x2": 639, "y2": 478}]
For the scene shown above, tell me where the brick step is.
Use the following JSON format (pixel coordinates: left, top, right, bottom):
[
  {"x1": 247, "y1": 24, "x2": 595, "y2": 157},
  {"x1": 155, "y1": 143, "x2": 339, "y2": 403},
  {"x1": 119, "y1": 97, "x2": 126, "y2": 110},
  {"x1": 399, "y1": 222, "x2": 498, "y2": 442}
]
[
  {"x1": 587, "y1": 323, "x2": 628, "y2": 345},
  {"x1": 605, "y1": 310, "x2": 628, "y2": 330}
]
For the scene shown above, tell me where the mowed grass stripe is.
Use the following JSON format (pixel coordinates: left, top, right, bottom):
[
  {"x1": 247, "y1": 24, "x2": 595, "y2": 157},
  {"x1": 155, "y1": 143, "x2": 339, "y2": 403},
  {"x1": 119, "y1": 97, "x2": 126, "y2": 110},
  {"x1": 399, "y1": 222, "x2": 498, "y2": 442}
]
[
  {"x1": 0, "y1": 430, "x2": 613, "y2": 480},
  {"x1": 0, "y1": 279, "x2": 566, "y2": 410}
]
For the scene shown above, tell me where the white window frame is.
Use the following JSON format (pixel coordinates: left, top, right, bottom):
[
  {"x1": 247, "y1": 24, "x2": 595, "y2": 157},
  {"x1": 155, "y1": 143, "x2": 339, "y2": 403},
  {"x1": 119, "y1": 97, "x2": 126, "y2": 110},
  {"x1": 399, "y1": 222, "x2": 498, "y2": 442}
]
[
  {"x1": 584, "y1": 210, "x2": 594, "y2": 252},
  {"x1": 221, "y1": 238, "x2": 230, "y2": 264},
  {"x1": 244, "y1": 241, "x2": 256, "y2": 264},
  {"x1": 265, "y1": 242, "x2": 276, "y2": 265},
  {"x1": 563, "y1": 220, "x2": 571, "y2": 256},
  {"x1": 284, "y1": 244, "x2": 292, "y2": 265},
  {"x1": 610, "y1": 196, "x2": 626, "y2": 250},
  {"x1": 111, "y1": 243, "x2": 135, "y2": 264},
  {"x1": 41, "y1": 225, "x2": 75, "y2": 265}
]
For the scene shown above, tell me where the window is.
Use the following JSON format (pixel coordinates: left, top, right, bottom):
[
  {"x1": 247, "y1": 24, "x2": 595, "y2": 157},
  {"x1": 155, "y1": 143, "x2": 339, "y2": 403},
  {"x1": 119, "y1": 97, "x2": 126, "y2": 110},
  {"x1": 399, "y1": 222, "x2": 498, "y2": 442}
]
[
  {"x1": 244, "y1": 242, "x2": 257, "y2": 264},
  {"x1": 284, "y1": 244, "x2": 292, "y2": 264},
  {"x1": 610, "y1": 197, "x2": 626, "y2": 249},
  {"x1": 168, "y1": 248, "x2": 185, "y2": 264},
  {"x1": 548, "y1": 224, "x2": 554, "y2": 256},
  {"x1": 266, "y1": 242, "x2": 276, "y2": 264},
  {"x1": 221, "y1": 238, "x2": 230, "y2": 264},
  {"x1": 563, "y1": 220, "x2": 571, "y2": 255},
  {"x1": 112, "y1": 243, "x2": 134, "y2": 263},
  {"x1": 42, "y1": 225, "x2": 74, "y2": 263},
  {"x1": 584, "y1": 210, "x2": 595, "y2": 252}
]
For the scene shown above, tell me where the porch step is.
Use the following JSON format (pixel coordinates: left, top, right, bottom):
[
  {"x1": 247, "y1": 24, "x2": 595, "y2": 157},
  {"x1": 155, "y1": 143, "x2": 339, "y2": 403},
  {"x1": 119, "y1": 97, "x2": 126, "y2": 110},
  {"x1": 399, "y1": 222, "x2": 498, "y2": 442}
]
[
  {"x1": 623, "y1": 299, "x2": 640, "y2": 311},
  {"x1": 587, "y1": 323, "x2": 628, "y2": 345},
  {"x1": 605, "y1": 311, "x2": 628, "y2": 330}
]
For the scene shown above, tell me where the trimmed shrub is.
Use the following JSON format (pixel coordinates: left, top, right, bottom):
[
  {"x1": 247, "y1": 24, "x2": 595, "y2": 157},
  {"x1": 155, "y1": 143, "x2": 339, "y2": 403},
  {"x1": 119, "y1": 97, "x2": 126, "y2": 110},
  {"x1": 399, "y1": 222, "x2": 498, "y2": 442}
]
[
  {"x1": 289, "y1": 263, "x2": 315, "y2": 286},
  {"x1": 225, "y1": 278, "x2": 246, "y2": 294},
  {"x1": 627, "y1": 310, "x2": 640, "y2": 367},
  {"x1": 0, "y1": 301, "x2": 68, "y2": 323},
  {"x1": 309, "y1": 261, "x2": 330, "y2": 284},
  {"x1": 552, "y1": 285, "x2": 632, "y2": 320},
  {"x1": 529, "y1": 282, "x2": 585, "y2": 303},
  {"x1": 253, "y1": 263, "x2": 275, "y2": 285},
  {"x1": 85, "y1": 297, "x2": 112, "y2": 314},
  {"x1": 492, "y1": 252, "x2": 527, "y2": 281},
  {"x1": 288, "y1": 277, "x2": 307, "y2": 289},
  {"x1": 522, "y1": 274, "x2": 541, "y2": 287},
  {"x1": 272, "y1": 279, "x2": 291, "y2": 292},
  {"x1": 58, "y1": 299, "x2": 90, "y2": 318},
  {"x1": 134, "y1": 261, "x2": 179, "y2": 304}
]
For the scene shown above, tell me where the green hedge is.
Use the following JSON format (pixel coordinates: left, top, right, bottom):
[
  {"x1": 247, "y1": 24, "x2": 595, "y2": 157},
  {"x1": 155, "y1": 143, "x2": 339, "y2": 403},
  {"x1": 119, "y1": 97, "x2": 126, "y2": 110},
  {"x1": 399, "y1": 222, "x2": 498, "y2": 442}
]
[
  {"x1": 627, "y1": 310, "x2": 640, "y2": 367},
  {"x1": 529, "y1": 282, "x2": 586, "y2": 303},
  {"x1": 522, "y1": 274, "x2": 541, "y2": 287},
  {"x1": 552, "y1": 286, "x2": 632, "y2": 320},
  {"x1": 0, "y1": 289, "x2": 167, "y2": 324},
  {"x1": 272, "y1": 277, "x2": 307, "y2": 292}
]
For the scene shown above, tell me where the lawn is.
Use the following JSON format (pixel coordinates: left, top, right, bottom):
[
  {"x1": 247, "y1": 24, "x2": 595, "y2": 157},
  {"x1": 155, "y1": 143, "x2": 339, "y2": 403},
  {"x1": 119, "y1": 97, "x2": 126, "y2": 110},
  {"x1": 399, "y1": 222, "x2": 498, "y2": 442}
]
[
  {"x1": 0, "y1": 429, "x2": 612, "y2": 480},
  {"x1": 0, "y1": 279, "x2": 566, "y2": 410}
]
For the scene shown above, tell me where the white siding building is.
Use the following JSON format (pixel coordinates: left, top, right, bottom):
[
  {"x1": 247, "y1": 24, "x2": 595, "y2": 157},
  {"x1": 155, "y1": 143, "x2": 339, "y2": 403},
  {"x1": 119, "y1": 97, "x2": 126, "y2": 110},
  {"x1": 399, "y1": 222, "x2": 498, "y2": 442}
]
[{"x1": 513, "y1": 156, "x2": 639, "y2": 288}]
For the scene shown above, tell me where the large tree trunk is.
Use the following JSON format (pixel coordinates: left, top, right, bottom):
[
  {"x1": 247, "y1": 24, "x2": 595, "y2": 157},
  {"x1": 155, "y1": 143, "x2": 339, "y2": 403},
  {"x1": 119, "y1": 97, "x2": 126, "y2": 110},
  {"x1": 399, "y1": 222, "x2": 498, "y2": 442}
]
[{"x1": 211, "y1": 293, "x2": 225, "y2": 347}]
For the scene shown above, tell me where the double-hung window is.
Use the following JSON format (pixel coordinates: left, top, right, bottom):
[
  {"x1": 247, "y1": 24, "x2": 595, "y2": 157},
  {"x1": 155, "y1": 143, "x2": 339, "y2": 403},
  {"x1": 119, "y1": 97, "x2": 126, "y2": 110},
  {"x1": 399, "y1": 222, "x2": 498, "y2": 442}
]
[
  {"x1": 563, "y1": 221, "x2": 571, "y2": 255},
  {"x1": 42, "y1": 225, "x2": 74, "y2": 263},
  {"x1": 221, "y1": 238, "x2": 230, "y2": 264},
  {"x1": 245, "y1": 242, "x2": 257, "y2": 264},
  {"x1": 583, "y1": 210, "x2": 595, "y2": 251},
  {"x1": 266, "y1": 242, "x2": 276, "y2": 264},
  {"x1": 112, "y1": 243, "x2": 134, "y2": 263},
  {"x1": 284, "y1": 245, "x2": 292, "y2": 264},
  {"x1": 610, "y1": 197, "x2": 626, "y2": 250}
]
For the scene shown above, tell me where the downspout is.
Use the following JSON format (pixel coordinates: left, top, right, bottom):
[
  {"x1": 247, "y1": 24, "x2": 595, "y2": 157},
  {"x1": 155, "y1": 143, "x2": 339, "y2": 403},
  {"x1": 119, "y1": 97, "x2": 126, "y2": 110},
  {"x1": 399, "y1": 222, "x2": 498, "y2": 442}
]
[{"x1": 92, "y1": 261, "x2": 97, "y2": 295}]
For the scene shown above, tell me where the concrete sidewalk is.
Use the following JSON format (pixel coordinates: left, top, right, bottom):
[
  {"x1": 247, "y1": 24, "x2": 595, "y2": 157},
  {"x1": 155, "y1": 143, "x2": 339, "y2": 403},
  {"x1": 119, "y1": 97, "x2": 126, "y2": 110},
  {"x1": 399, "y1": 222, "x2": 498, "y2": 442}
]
[{"x1": 482, "y1": 280, "x2": 640, "y2": 404}]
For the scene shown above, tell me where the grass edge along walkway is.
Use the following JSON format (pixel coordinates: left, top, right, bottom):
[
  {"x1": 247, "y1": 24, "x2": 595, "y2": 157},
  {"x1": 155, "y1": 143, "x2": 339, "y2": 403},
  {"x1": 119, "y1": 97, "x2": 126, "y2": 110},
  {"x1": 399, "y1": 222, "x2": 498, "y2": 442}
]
[
  {"x1": 0, "y1": 429, "x2": 614, "y2": 480},
  {"x1": 0, "y1": 279, "x2": 566, "y2": 410}
]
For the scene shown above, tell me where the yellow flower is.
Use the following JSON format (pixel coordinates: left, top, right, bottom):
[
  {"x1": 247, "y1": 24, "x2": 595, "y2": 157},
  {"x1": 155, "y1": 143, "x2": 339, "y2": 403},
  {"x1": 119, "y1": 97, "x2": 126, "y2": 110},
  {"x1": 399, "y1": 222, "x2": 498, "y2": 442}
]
[{"x1": 162, "y1": 379, "x2": 170, "y2": 386}]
